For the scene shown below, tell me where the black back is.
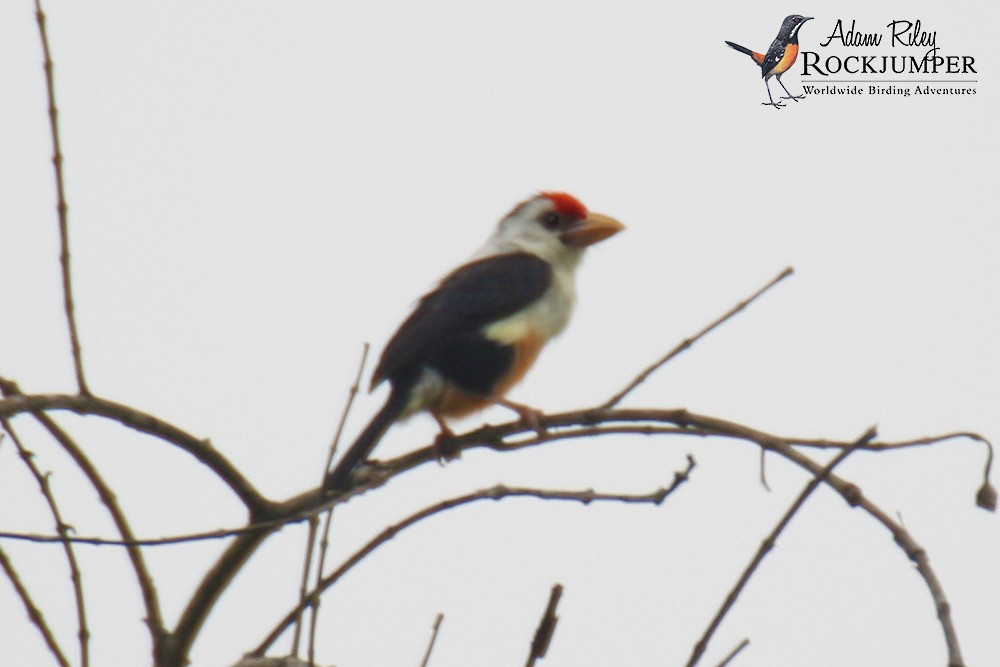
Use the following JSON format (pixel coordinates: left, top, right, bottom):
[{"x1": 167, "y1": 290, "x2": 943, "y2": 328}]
[
  {"x1": 760, "y1": 15, "x2": 810, "y2": 77},
  {"x1": 373, "y1": 252, "x2": 553, "y2": 394}
]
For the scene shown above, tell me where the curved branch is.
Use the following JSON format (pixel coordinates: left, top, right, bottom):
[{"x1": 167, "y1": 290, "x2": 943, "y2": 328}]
[
  {"x1": 361, "y1": 408, "x2": 981, "y2": 666},
  {"x1": 1, "y1": 417, "x2": 88, "y2": 666},
  {"x1": 1, "y1": 388, "x2": 982, "y2": 666},
  {"x1": 0, "y1": 389, "x2": 272, "y2": 517},
  {"x1": 250, "y1": 474, "x2": 694, "y2": 657},
  {"x1": 29, "y1": 410, "x2": 167, "y2": 648},
  {"x1": 687, "y1": 426, "x2": 875, "y2": 666},
  {"x1": 166, "y1": 527, "x2": 273, "y2": 667}
]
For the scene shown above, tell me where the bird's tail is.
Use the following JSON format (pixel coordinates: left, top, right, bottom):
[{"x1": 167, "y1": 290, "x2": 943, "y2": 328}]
[
  {"x1": 324, "y1": 385, "x2": 411, "y2": 491},
  {"x1": 724, "y1": 40, "x2": 765, "y2": 64}
]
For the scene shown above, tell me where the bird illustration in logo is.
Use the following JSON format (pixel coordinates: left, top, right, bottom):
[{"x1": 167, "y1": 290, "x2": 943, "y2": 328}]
[{"x1": 725, "y1": 15, "x2": 813, "y2": 108}]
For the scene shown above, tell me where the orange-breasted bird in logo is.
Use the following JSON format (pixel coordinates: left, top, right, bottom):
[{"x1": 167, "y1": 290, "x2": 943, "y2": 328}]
[{"x1": 725, "y1": 15, "x2": 813, "y2": 108}]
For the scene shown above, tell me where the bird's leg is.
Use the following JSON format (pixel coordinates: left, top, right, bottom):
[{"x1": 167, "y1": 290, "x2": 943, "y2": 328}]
[
  {"x1": 496, "y1": 398, "x2": 546, "y2": 435},
  {"x1": 762, "y1": 79, "x2": 785, "y2": 108},
  {"x1": 430, "y1": 411, "x2": 459, "y2": 464},
  {"x1": 777, "y1": 76, "x2": 805, "y2": 101}
]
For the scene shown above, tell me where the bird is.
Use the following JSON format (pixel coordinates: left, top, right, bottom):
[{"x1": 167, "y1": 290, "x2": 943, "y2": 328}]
[
  {"x1": 324, "y1": 192, "x2": 624, "y2": 490},
  {"x1": 725, "y1": 15, "x2": 813, "y2": 108}
]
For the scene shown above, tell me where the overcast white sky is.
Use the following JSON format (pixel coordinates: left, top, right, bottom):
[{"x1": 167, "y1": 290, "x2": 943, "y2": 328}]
[{"x1": 1, "y1": 2, "x2": 998, "y2": 666}]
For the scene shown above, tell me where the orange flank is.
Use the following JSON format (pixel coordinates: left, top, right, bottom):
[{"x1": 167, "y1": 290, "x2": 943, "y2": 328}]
[
  {"x1": 770, "y1": 43, "x2": 798, "y2": 76},
  {"x1": 498, "y1": 331, "x2": 545, "y2": 398},
  {"x1": 428, "y1": 331, "x2": 545, "y2": 419}
]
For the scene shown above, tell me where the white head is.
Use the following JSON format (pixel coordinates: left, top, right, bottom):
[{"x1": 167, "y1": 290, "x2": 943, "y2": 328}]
[{"x1": 473, "y1": 192, "x2": 624, "y2": 269}]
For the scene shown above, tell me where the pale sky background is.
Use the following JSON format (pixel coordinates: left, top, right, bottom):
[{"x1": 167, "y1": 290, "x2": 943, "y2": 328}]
[{"x1": 1, "y1": 2, "x2": 998, "y2": 666}]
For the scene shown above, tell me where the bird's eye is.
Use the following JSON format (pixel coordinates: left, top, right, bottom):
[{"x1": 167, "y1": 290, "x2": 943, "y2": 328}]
[{"x1": 541, "y1": 211, "x2": 561, "y2": 230}]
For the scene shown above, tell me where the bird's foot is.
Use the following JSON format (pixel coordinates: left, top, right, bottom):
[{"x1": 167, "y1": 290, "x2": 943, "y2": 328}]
[
  {"x1": 762, "y1": 101, "x2": 785, "y2": 108},
  {"x1": 430, "y1": 419, "x2": 461, "y2": 464},
  {"x1": 497, "y1": 398, "x2": 546, "y2": 436},
  {"x1": 780, "y1": 94, "x2": 805, "y2": 101}
]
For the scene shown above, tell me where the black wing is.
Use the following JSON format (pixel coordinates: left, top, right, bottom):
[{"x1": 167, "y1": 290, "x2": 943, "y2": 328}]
[
  {"x1": 372, "y1": 252, "x2": 552, "y2": 388},
  {"x1": 760, "y1": 37, "x2": 785, "y2": 77}
]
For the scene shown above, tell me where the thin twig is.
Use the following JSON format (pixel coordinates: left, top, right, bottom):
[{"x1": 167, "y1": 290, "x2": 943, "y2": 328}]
[
  {"x1": 602, "y1": 267, "x2": 793, "y2": 409},
  {"x1": 0, "y1": 377, "x2": 167, "y2": 651},
  {"x1": 714, "y1": 638, "x2": 750, "y2": 667},
  {"x1": 0, "y1": 544, "x2": 71, "y2": 667},
  {"x1": 307, "y1": 343, "x2": 370, "y2": 664},
  {"x1": 789, "y1": 431, "x2": 995, "y2": 511},
  {"x1": 34, "y1": 0, "x2": 89, "y2": 395},
  {"x1": 323, "y1": 343, "x2": 370, "y2": 475},
  {"x1": 419, "y1": 613, "x2": 444, "y2": 667},
  {"x1": 0, "y1": 522, "x2": 306, "y2": 547},
  {"x1": 686, "y1": 426, "x2": 876, "y2": 667},
  {"x1": 2, "y1": 416, "x2": 89, "y2": 667},
  {"x1": 290, "y1": 515, "x2": 318, "y2": 659},
  {"x1": 251, "y1": 471, "x2": 693, "y2": 657},
  {"x1": 163, "y1": 342, "x2": 368, "y2": 667},
  {"x1": 525, "y1": 584, "x2": 563, "y2": 667}
]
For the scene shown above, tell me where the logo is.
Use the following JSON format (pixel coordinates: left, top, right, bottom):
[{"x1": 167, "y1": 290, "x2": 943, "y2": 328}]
[
  {"x1": 724, "y1": 15, "x2": 813, "y2": 109},
  {"x1": 800, "y1": 20, "x2": 978, "y2": 99},
  {"x1": 724, "y1": 17, "x2": 980, "y2": 105}
]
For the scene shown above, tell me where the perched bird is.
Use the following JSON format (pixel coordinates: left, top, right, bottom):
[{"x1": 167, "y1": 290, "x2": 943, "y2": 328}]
[
  {"x1": 325, "y1": 192, "x2": 624, "y2": 490},
  {"x1": 725, "y1": 15, "x2": 813, "y2": 108}
]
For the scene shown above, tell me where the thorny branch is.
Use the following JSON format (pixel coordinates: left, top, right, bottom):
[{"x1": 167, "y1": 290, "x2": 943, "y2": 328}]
[
  {"x1": 1, "y1": 416, "x2": 89, "y2": 667},
  {"x1": 34, "y1": 0, "x2": 89, "y2": 396},
  {"x1": 0, "y1": 377, "x2": 167, "y2": 645}
]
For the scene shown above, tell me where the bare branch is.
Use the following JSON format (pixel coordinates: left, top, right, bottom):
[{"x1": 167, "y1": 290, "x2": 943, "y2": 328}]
[
  {"x1": 306, "y1": 343, "x2": 370, "y2": 662},
  {"x1": 251, "y1": 474, "x2": 692, "y2": 657},
  {"x1": 602, "y1": 267, "x2": 794, "y2": 409},
  {"x1": 375, "y1": 408, "x2": 990, "y2": 504},
  {"x1": 418, "y1": 613, "x2": 444, "y2": 667},
  {"x1": 714, "y1": 638, "x2": 750, "y2": 667},
  {"x1": 368, "y1": 409, "x2": 978, "y2": 666},
  {"x1": 170, "y1": 528, "x2": 273, "y2": 667},
  {"x1": 322, "y1": 343, "x2": 370, "y2": 475},
  {"x1": 33, "y1": 0, "x2": 89, "y2": 395},
  {"x1": 0, "y1": 376, "x2": 167, "y2": 648},
  {"x1": 0, "y1": 544, "x2": 71, "y2": 667},
  {"x1": 0, "y1": 385, "x2": 272, "y2": 516},
  {"x1": 0, "y1": 376, "x2": 981, "y2": 666},
  {"x1": 686, "y1": 426, "x2": 877, "y2": 667},
  {"x1": 290, "y1": 515, "x2": 318, "y2": 659},
  {"x1": 525, "y1": 584, "x2": 563, "y2": 667},
  {"x1": 1, "y1": 416, "x2": 89, "y2": 666},
  {"x1": 788, "y1": 431, "x2": 995, "y2": 512}
]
